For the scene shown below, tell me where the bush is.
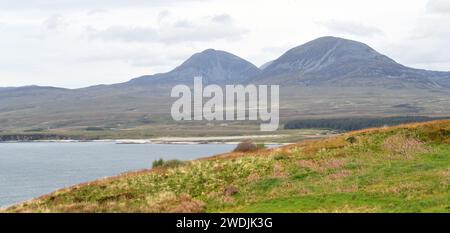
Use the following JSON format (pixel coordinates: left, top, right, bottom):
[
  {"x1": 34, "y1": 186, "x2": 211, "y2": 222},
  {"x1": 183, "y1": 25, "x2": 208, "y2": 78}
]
[
  {"x1": 345, "y1": 136, "x2": 357, "y2": 144},
  {"x1": 233, "y1": 140, "x2": 258, "y2": 152},
  {"x1": 85, "y1": 127, "x2": 105, "y2": 131},
  {"x1": 284, "y1": 116, "x2": 449, "y2": 131},
  {"x1": 256, "y1": 143, "x2": 267, "y2": 149},
  {"x1": 162, "y1": 159, "x2": 185, "y2": 168},
  {"x1": 24, "y1": 128, "x2": 46, "y2": 132},
  {"x1": 152, "y1": 158, "x2": 185, "y2": 169},
  {"x1": 152, "y1": 158, "x2": 165, "y2": 168},
  {"x1": 273, "y1": 152, "x2": 289, "y2": 160}
]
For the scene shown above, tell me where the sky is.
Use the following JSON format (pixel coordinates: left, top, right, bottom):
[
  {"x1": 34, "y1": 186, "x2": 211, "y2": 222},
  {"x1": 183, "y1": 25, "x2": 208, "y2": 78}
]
[{"x1": 0, "y1": 0, "x2": 449, "y2": 88}]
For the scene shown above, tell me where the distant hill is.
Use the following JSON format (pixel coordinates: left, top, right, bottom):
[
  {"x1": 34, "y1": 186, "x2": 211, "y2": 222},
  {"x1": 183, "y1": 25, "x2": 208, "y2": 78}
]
[
  {"x1": 0, "y1": 85, "x2": 67, "y2": 94},
  {"x1": 127, "y1": 49, "x2": 260, "y2": 85},
  {"x1": 251, "y1": 36, "x2": 450, "y2": 89},
  {"x1": 1, "y1": 36, "x2": 450, "y2": 130}
]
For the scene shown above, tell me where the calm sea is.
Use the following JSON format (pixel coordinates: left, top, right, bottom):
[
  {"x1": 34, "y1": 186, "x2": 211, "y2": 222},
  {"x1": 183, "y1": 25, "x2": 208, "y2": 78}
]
[{"x1": 0, "y1": 142, "x2": 236, "y2": 207}]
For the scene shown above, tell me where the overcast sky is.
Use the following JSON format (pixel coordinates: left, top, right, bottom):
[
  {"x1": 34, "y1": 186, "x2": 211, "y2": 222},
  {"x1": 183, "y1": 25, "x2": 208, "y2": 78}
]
[{"x1": 1, "y1": 0, "x2": 449, "y2": 88}]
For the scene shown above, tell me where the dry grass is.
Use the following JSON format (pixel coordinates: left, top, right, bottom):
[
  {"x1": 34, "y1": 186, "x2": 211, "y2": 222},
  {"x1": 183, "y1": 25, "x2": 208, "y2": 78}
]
[
  {"x1": 322, "y1": 158, "x2": 347, "y2": 169},
  {"x1": 383, "y1": 133, "x2": 427, "y2": 158},
  {"x1": 153, "y1": 194, "x2": 205, "y2": 213},
  {"x1": 272, "y1": 163, "x2": 288, "y2": 178},
  {"x1": 297, "y1": 160, "x2": 324, "y2": 172},
  {"x1": 328, "y1": 170, "x2": 352, "y2": 180},
  {"x1": 4, "y1": 119, "x2": 450, "y2": 213},
  {"x1": 247, "y1": 172, "x2": 260, "y2": 182},
  {"x1": 297, "y1": 158, "x2": 347, "y2": 172},
  {"x1": 347, "y1": 119, "x2": 450, "y2": 135}
]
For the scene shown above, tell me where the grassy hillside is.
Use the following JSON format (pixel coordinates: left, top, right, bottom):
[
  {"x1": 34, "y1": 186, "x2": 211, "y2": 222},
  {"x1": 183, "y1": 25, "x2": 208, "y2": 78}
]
[{"x1": 5, "y1": 120, "x2": 450, "y2": 213}]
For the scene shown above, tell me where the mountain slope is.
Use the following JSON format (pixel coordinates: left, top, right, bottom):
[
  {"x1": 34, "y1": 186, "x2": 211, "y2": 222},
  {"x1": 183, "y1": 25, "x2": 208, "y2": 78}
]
[
  {"x1": 1, "y1": 37, "x2": 450, "y2": 131},
  {"x1": 259, "y1": 60, "x2": 274, "y2": 70},
  {"x1": 5, "y1": 119, "x2": 450, "y2": 213},
  {"x1": 252, "y1": 36, "x2": 450, "y2": 88},
  {"x1": 128, "y1": 49, "x2": 260, "y2": 85},
  {"x1": 0, "y1": 50, "x2": 260, "y2": 130}
]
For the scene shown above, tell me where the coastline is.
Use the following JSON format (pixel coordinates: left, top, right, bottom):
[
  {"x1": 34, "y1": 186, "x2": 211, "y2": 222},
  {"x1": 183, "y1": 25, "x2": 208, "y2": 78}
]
[{"x1": 0, "y1": 134, "x2": 293, "y2": 145}]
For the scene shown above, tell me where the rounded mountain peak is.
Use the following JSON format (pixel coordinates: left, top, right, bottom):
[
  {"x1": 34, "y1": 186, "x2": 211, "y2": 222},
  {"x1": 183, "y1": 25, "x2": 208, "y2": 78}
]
[
  {"x1": 261, "y1": 36, "x2": 400, "y2": 78},
  {"x1": 177, "y1": 49, "x2": 251, "y2": 69},
  {"x1": 166, "y1": 48, "x2": 260, "y2": 84},
  {"x1": 129, "y1": 49, "x2": 260, "y2": 85}
]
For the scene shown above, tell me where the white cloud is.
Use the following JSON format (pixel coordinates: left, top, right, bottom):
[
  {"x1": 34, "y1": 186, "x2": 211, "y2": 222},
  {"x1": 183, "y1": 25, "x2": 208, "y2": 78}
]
[
  {"x1": 0, "y1": 0, "x2": 208, "y2": 10},
  {"x1": 86, "y1": 14, "x2": 247, "y2": 44},
  {"x1": 382, "y1": 10, "x2": 450, "y2": 71},
  {"x1": 157, "y1": 10, "x2": 170, "y2": 23},
  {"x1": 86, "y1": 8, "x2": 107, "y2": 16},
  {"x1": 211, "y1": 14, "x2": 232, "y2": 23},
  {"x1": 43, "y1": 14, "x2": 66, "y2": 30},
  {"x1": 317, "y1": 20, "x2": 384, "y2": 37},
  {"x1": 86, "y1": 25, "x2": 158, "y2": 43},
  {"x1": 426, "y1": 0, "x2": 450, "y2": 14},
  {"x1": 0, "y1": 0, "x2": 449, "y2": 88}
]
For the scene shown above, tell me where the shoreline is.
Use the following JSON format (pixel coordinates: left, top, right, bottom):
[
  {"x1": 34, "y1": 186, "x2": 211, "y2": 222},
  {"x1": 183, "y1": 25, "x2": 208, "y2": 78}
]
[{"x1": 0, "y1": 134, "x2": 293, "y2": 145}]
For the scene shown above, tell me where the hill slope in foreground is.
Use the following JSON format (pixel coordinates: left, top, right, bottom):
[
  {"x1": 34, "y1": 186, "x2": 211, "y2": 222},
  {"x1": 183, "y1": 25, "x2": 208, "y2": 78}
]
[{"x1": 5, "y1": 120, "x2": 450, "y2": 213}]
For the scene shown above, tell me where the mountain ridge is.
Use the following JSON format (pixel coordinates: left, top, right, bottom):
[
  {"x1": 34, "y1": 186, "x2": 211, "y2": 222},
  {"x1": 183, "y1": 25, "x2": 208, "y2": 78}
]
[
  {"x1": 1, "y1": 36, "x2": 450, "y2": 130},
  {"x1": 1, "y1": 36, "x2": 450, "y2": 90},
  {"x1": 250, "y1": 36, "x2": 450, "y2": 89}
]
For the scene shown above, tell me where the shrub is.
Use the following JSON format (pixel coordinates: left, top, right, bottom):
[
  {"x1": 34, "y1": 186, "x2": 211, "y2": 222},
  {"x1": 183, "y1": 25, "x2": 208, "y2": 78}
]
[
  {"x1": 257, "y1": 143, "x2": 267, "y2": 149},
  {"x1": 233, "y1": 140, "x2": 258, "y2": 152},
  {"x1": 85, "y1": 127, "x2": 105, "y2": 131},
  {"x1": 152, "y1": 158, "x2": 165, "y2": 168},
  {"x1": 24, "y1": 128, "x2": 46, "y2": 132},
  {"x1": 152, "y1": 158, "x2": 185, "y2": 169},
  {"x1": 345, "y1": 136, "x2": 357, "y2": 144},
  {"x1": 284, "y1": 116, "x2": 449, "y2": 131},
  {"x1": 273, "y1": 152, "x2": 289, "y2": 160},
  {"x1": 162, "y1": 159, "x2": 185, "y2": 169}
]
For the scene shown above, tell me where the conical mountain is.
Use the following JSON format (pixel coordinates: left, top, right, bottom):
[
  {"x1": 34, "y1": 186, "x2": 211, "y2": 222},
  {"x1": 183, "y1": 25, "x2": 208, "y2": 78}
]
[{"x1": 128, "y1": 49, "x2": 260, "y2": 85}]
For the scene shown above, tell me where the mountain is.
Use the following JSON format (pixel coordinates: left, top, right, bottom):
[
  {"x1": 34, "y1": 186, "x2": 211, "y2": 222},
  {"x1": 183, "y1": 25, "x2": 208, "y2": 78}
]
[
  {"x1": 127, "y1": 49, "x2": 260, "y2": 85},
  {"x1": 252, "y1": 36, "x2": 450, "y2": 89},
  {"x1": 259, "y1": 60, "x2": 273, "y2": 70},
  {"x1": 1, "y1": 37, "x2": 450, "y2": 131},
  {"x1": 0, "y1": 85, "x2": 67, "y2": 94}
]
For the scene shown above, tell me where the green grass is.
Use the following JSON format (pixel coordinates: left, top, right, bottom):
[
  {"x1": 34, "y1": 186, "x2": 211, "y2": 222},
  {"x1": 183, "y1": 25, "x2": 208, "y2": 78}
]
[
  {"x1": 228, "y1": 145, "x2": 450, "y2": 213},
  {"x1": 4, "y1": 120, "x2": 450, "y2": 213}
]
